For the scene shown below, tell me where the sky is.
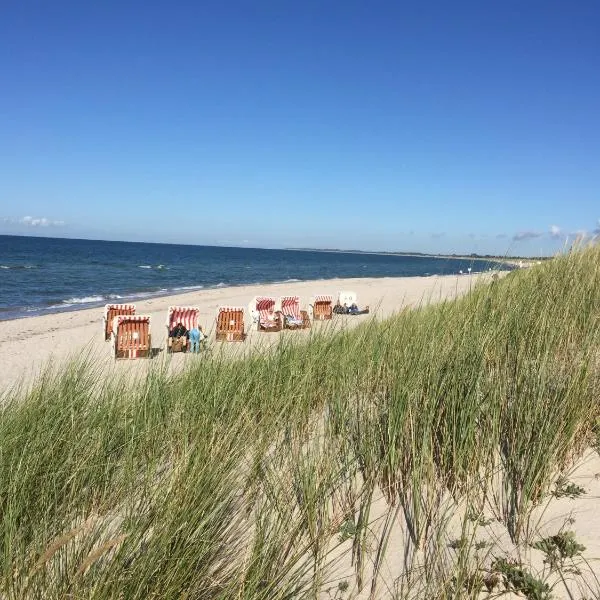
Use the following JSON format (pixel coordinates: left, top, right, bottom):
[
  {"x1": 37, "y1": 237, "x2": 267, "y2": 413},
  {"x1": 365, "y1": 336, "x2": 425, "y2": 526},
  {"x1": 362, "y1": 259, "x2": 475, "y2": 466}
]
[{"x1": 0, "y1": 1, "x2": 599, "y2": 256}]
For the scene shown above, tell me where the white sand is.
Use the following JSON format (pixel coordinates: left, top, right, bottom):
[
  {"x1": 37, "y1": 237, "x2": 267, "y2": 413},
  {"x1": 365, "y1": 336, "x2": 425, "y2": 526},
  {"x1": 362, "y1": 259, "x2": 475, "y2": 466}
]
[{"x1": 0, "y1": 273, "x2": 487, "y2": 393}]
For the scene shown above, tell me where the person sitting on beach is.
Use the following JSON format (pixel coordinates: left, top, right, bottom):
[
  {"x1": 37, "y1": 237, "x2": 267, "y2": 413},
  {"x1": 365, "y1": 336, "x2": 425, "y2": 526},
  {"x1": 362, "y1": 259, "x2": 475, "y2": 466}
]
[
  {"x1": 188, "y1": 326, "x2": 206, "y2": 353},
  {"x1": 170, "y1": 322, "x2": 188, "y2": 339},
  {"x1": 284, "y1": 313, "x2": 303, "y2": 327},
  {"x1": 348, "y1": 303, "x2": 370, "y2": 315}
]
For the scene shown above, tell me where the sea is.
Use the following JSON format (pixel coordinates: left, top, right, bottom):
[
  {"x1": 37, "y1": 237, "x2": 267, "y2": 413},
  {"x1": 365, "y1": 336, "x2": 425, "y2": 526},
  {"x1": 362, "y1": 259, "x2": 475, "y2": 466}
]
[{"x1": 0, "y1": 235, "x2": 507, "y2": 321}]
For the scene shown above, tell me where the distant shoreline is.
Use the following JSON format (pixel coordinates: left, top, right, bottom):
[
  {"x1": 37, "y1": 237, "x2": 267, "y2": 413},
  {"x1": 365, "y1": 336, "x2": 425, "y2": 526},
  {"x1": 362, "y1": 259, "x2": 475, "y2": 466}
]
[{"x1": 284, "y1": 247, "x2": 541, "y2": 267}]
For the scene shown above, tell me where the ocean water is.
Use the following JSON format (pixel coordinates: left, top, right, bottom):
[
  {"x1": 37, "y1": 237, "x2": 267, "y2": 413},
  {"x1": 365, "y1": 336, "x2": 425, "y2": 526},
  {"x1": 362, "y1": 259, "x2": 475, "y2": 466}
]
[{"x1": 0, "y1": 235, "x2": 505, "y2": 320}]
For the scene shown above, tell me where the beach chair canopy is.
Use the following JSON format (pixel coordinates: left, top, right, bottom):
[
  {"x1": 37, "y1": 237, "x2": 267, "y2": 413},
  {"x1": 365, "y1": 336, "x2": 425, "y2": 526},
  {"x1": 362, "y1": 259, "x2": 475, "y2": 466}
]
[
  {"x1": 166, "y1": 306, "x2": 200, "y2": 331},
  {"x1": 218, "y1": 306, "x2": 244, "y2": 318},
  {"x1": 313, "y1": 294, "x2": 333, "y2": 305},
  {"x1": 338, "y1": 291, "x2": 357, "y2": 307},
  {"x1": 280, "y1": 296, "x2": 301, "y2": 318},
  {"x1": 256, "y1": 297, "x2": 279, "y2": 327},
  {"x1": 104, "y1": 303, "x2": 136, "y2": 321},
  {"x1": 103, "y1": 303, "x2": 136, "y2": 340}
]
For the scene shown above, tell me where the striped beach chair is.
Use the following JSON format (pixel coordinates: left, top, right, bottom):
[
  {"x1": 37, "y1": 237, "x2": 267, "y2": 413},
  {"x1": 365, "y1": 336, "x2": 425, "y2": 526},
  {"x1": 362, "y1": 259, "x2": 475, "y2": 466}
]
[
  {"x1": 103, "y1": 303, "x2": 136, "y2": 341},
  {"x1": 255, "y1": 297, "x2": 282, "y2": 332},
  {"x1": 311, "y1": 294, "x2": 333, "y2": 321},
  {"x1": 216, "y1": 306, "x2": 245, "y2": 341},
  {"x1": 166, "y1": 306, "x2": 201, "y2": 353},
  {"x1": 112, "y1": 315, "x2": 152, "y2": 359},
  {"x1": 280, "y1": 296, "x2": 310, "y2": 330}
]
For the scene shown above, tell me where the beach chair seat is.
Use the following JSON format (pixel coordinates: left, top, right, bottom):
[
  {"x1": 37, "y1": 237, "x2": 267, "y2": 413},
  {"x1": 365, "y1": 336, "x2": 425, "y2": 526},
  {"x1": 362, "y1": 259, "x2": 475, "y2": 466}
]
[
  {"x1": 216, "y1": 306, "x2": 245, "y2": 341},
  {"x1": 166, "y1": 306, "x2": 202, "y2": 353},
  {"x1": 311, "y1": 295, "x2": 333, "y2": 321},
  {"x1": 112, "y1": 315, "x2": 151, "y2": 359},
  {"x1": 280, "y1": 296, "x2": 310, "y2": 330},
  {"x1": 103, "y1": 303, "x2": 135, "y2": 341},
  {"x1": 255, "y1": 297, "x2": 282, "y2": 332}
]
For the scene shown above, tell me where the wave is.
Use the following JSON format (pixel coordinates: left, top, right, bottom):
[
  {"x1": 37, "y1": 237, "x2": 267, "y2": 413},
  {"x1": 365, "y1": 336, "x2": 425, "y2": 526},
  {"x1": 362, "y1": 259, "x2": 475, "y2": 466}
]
[
  {"x1": 43, "y1": 294, "x2": 124, "y2": 310},
  {"x1": 215, "y1": 282, "x2": 226, "y2": 288},
  {"x1": 64, "y1": 296, "x2": 104, "y2": 304},
  {"x1": 138, "y1": 264, "x2": 169, "y2": 270},
  {"x1": 173, "y1": 285, "x2": 204, "y2": 291},
  {"x1": 0, "y1": 264, "x2": 37, "y2": 270}
]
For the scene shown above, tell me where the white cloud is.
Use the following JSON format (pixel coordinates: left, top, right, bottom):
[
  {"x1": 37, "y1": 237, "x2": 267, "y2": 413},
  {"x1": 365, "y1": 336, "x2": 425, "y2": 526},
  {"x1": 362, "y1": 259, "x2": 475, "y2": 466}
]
[
  {"x1": 19, "y1": 216, "x2": 65, "y2": 227},
  {"x1": 513, "y1": 230, "x2": 543, "y2": 242},
  {"x1": 549, "y1": 225, "x2": 562, "y2": 239}
]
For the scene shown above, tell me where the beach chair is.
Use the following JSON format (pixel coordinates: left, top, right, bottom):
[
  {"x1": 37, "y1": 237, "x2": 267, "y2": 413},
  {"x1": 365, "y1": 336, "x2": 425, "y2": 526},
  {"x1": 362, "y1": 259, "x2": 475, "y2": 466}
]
[
  {"x1": 112, "y1": 315, "x2": 152, "y2": 359},
  {"x1": 280, "y1": 296, "x2": 310, "y2": 330},
  {"x1": 248, "y1": 296, "x2": 259, "y2": 330},
  {"x1": 311, "y1": 295, "x2": 333, "y2": 321},
  {"x1": 255, "y1": 297, "x2": 282, "y2": 332},
  {"x1": 216, "y1": 306, "x2": 245, "y2": 341},
  {"x1": 166, "y1": 306, "x2": 201, "y2": 353},
  {"x1": 103, "y1": 303, "x2": 136, "y2": 341}
]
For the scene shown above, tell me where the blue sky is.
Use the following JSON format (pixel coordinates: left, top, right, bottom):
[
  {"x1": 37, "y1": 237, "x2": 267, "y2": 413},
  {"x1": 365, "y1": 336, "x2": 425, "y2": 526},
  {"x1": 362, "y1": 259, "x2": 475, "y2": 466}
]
[{"x1": 0, "y1": 1, "x2": 598, "y2": 256}]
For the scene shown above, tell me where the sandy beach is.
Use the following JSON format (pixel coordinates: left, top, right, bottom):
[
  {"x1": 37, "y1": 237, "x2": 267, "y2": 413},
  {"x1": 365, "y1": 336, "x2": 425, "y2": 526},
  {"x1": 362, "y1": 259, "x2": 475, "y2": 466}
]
[
  {"x1": 2, "y1": 261, "x2": 600, "y2": 599},
  {"x1": 0, "y1": 273, "x2": 488, "y2": 393}
]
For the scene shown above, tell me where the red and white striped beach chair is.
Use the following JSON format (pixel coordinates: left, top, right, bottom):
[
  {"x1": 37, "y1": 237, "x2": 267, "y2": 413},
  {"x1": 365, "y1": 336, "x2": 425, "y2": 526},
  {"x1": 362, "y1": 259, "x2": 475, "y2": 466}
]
[
  {"x1": 311, "y1": 295, "x2": 333, "y2": 321},
  {"x1": 166, "y1": 306, "x2": 201, "y2": 352},
  {"x1": 255, "y1": 297, "x2": 282, "y2": 332},
  {"x1": 103, "y1": 303, "x2": 136, "y2": 341},
  {"x1": 112, "y1": 315, "x2": 152, "y2": 359},
  {"x1": 279, "y1": 296, "x2": 310, "y2": 330},
  {"x1": 216, "y1": 306, "x2": 245, "y2": 341}
]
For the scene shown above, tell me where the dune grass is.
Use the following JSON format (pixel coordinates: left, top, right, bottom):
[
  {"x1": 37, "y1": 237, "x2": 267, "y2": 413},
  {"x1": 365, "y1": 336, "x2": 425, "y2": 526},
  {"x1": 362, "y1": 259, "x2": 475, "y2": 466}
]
[{"x1": 0, "y1": 244, "x2": 599, "y2": 599}]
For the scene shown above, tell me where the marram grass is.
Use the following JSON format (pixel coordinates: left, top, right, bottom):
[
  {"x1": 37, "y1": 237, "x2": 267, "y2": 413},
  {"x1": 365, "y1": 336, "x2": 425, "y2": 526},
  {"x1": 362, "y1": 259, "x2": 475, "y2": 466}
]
[{"x1": 0, "y1": 244, "x2": 598, "y2": 599}]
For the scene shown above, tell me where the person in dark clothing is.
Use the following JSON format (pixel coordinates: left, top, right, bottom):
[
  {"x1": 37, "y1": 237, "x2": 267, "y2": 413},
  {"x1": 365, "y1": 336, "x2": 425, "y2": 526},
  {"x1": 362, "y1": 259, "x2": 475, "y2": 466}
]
[{"x1": 170, "y1": 322, "x2": 188, "y2": 339}]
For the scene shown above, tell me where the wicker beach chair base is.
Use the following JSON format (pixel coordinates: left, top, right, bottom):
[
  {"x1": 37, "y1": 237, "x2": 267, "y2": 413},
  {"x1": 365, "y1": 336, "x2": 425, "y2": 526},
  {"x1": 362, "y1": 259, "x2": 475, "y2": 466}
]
[{"x1": 216, "y1": 331, "x2": 245, "y2": 342}]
